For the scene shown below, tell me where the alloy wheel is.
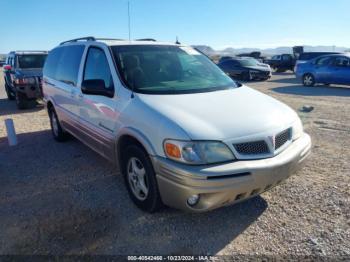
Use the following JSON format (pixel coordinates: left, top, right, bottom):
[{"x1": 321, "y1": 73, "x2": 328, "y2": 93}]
[
  {"x1": 303, "y1": 75, "x2": 314, "y2": 86},
  {"x1": 127, "y1": 157, "x2": 149, "y2": 201}
]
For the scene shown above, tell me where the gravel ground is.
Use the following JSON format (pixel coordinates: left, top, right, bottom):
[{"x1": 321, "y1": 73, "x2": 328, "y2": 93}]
[{"x1": 0, "y1": 72, "x2": 349, "y2": 258}]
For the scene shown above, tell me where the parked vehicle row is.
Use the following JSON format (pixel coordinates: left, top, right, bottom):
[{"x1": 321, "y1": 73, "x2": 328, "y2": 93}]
[
  {"x1": 41, "y1": 37, "x2": 311, "y2": 213},
  {"x1": 3, "y1": 51, "x2": 47, "y2": 108}
]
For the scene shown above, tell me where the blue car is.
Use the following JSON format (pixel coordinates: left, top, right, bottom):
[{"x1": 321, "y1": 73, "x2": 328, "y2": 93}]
[{"x1": 295, "y1": 54, "x2": 350, "y2": 86}]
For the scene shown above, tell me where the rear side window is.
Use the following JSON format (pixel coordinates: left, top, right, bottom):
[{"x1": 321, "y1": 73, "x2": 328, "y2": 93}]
[
  {"x1": 334, "y1": 57, "x2": 350, "y2": 67},
  {"x1": 83, "y1": 47, "x2": 114, "y2": 89},
  {"x1": 55, "y1": 45, "x2": 85, "y2": 86},
  {"x1": 44, "y1": 47, "x2": 63, "y2": 79}
]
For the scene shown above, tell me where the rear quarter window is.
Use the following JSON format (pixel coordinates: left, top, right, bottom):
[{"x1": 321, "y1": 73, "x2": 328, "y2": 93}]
[
  {"x1": 55, "y1": 45, "x2": 85, "y2": 86},
  {"x1": 44, "y1": 45, "x2": 85, "y2": 85},
  {"x1": 44, "y1": 48, "x2": 63, "y2": 79}
]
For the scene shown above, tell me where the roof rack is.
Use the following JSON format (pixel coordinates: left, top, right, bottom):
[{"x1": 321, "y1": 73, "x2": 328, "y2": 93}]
[
  {"x1": 59, "y1": 37, "x2": 128, "y2": 45},
  {"x1": 135, "y1": 38, "x2": 156, "y2": 42},
  {"x1": 12, "y1": 50, "x2": 48, "y2": 54},
  {"x1": 59, "y1": 36, "x2": 157, "y2": 46},
  {"x1": 96, "y1": 38, "x2": 125, "y2": 41},
  {"x1": 60, "y1": 36, "x2": 96, "y2": 45}
]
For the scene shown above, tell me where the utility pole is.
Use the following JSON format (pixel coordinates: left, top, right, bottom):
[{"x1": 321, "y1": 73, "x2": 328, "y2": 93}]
[{"x1": 128, "y1": 1, "x2": 131, "y2": 41}]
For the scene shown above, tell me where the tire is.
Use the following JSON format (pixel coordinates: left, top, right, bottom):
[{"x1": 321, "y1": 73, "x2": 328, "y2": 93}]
[
  {"x1": 242, "y1": 71, "x2": 252, "y2": 81},
  {"x1": 5, "y1": 83, "x2": 15, "y2": 100},
  {"x1": 48, "y1": 106, "x2": 69, "y2": 142},
  {"x1": 122, "y1": 144, "x2": 163, "y2": 213},
  {"x1": 303, "y1": 74, "x2": 315, "y2": 87},
  {"x1": 16, "y1": 92, "x2": 36, "y2": 109}
]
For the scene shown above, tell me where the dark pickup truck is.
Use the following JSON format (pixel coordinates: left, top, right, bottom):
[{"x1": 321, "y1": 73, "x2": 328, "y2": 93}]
[
  {"x1": 264, "y1": 54, "x2": 296, "y2": 72},
  {"x1": 3, "y1": 51, "x2": 47, "y2": 109}
]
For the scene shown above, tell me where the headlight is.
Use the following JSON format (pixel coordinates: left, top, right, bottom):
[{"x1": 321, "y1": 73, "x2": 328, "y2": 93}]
[
  {"x1": 249, "y1": 70, "x2": 260, "y2": 73},
  {"x1": 292, "y1": 118, "x2": 304, "y2": 140},
  {"x1": 164, "y1": 140, "x2": 235, "y2": 165}
]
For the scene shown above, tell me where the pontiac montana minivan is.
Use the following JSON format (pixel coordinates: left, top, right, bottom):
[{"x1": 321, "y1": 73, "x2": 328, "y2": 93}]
[{"x1": 43, "y1": 37, "x2": 311, "y2": 213}]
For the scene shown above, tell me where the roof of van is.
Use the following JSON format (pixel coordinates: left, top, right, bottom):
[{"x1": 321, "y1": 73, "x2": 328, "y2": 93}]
[{"x1": 59, "y1": 37, "x2": 179, "y2": 47}]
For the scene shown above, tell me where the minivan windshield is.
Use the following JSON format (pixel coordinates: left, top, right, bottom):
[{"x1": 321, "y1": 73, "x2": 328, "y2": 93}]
[
  {"x1": 17, "y1": 54, "x2": 47, "y2": 69},
  {"x1": 111, "y1": 45, "x2": 237, "y2": 94}
]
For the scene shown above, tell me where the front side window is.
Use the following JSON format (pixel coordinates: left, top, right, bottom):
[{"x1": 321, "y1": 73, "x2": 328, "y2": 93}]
[
  {"x1": 83, "y1": 47, "x2": 114, "y2": 89},
  {"x1": 17, "y1": 54, "x2": 47, "y2": 69},
  {"x1": 282, "y1": 55, "x2": 291, "y2": 61},
  {"x1": 111, "y1": 45, "x2": 236, "y2": 94},
  {"x1": 334, "y1": 57, "x2": 350, "y2": 67}
]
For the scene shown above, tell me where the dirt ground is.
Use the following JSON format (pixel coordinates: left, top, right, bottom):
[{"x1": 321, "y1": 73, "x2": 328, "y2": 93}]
[{"x1": 0, "y1": 72, "x2": 349, "y2": 258}]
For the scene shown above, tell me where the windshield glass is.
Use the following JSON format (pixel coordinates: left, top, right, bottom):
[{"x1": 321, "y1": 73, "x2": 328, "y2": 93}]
[
  {"x1": 17, "y1": 54, "x2": 47, "y2": 69},
  {"x1": 111, "y1": 45, "x2": 237, "y2": 94},
  {"x1": 238, "y1": 59, "x2": 258, "y2": 67}
]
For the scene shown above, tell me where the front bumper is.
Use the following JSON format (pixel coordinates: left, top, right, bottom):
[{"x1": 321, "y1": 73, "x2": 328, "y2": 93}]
[
  {"x1": 251, "y1": 71, "x2": 271, "y2": 80},
  {"x1": 151, "y1": 133, "x2": 311, "y2": 212}
]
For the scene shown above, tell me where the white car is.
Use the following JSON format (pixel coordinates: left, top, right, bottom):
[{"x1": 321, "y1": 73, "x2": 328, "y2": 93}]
[{"x1": 43, "y1": 37, "x2": 311, "y2": 213}]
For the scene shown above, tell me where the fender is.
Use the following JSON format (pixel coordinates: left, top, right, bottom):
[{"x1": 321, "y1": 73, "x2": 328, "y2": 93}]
[{"x1": 114, "y1": 127, "x2": 157, "y2": 172}]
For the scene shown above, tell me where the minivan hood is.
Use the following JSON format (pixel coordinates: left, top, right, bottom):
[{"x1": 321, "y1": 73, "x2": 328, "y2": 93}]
[
  {"x1": 137, "y1": 86, "x2": 298, "y2": 140},
  {"x1": 15, "y1": 68, "x2": 43, "y2": 77}
]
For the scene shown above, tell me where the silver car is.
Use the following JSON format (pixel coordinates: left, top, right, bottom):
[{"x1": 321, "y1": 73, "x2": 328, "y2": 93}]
[{"x1": 43, "y1": 37, "x2": 311, "y2": 212}]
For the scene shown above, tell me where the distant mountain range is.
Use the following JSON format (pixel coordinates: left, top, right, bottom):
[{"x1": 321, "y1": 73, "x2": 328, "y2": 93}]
[{"x1": 193, "y1": 45, "x2": 350, "y2": 57}]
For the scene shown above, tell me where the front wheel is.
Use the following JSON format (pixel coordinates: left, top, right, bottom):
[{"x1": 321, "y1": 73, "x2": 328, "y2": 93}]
[
  {"x1": 303, "y1": 74, "x2": 315, "y2": 87},
  {"x1": 122, "y1": 145, "x2": 163, "y2": 213}
]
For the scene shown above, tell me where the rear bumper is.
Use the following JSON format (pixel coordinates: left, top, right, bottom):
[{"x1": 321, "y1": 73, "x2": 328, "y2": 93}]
[
  {"x1": 151, "y1": 133, "x2": 311, "y2": 212},
  {"x1": 16, "y1": 82, "x2": 42, "y2": 99}
]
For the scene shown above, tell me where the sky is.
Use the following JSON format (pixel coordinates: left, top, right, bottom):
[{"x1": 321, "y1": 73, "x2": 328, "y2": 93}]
[{"x1": 1, "y1": 0, "x2": 349, "y2": 53}]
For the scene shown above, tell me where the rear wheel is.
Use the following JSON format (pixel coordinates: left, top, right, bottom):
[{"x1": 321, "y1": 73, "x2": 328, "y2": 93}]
[
  {"x1": 303, "y1": 74, "x2": 315, "y2": 87},
  {"x1": 5, "y1": 83, "x2": 15, "y2": 100},
  {"x1": 16, "y1": 92, "x2": 36, "y2": 109},
  {"x1": 48, "y1": 106, "x2": 69, "y2": 142},
  {"x1": 122, "y1": 144, "x2": 163, "y2": 213}
]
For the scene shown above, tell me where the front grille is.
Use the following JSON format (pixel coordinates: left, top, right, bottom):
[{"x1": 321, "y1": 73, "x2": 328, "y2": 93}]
[
  {"x1": 275, "y1": 128, "x2": 291, "y2": 150},
  {"x1": 234, "y1": 140, "x2": 269, "y2": 155}
]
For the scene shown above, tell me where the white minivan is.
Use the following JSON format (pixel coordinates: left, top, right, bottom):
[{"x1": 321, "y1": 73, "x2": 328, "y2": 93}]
[{"x1": 43, "y1": 37, "x2": 311, "y2": 213}]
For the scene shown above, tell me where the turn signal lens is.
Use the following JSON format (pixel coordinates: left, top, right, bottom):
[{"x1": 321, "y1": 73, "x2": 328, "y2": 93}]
[{"x1": 165, "y1": 143, "x2": 181, "y2": 159}]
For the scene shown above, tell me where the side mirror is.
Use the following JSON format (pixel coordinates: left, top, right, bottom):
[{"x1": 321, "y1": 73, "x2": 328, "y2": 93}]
[
  {"x1": 3, "y1": 65, "x2": 12, "y2": 71},
  {"x1": 81, "y1": 79, "x2": 114, "y2": 98}
]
